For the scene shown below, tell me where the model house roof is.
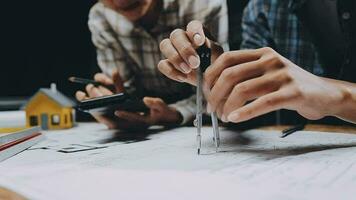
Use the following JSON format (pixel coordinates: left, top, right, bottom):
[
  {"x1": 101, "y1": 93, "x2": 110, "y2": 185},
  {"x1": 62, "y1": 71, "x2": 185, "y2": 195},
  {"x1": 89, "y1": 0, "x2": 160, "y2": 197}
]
[{"x1": 26, "y1": 88, "x2": 76, "y2": 108}]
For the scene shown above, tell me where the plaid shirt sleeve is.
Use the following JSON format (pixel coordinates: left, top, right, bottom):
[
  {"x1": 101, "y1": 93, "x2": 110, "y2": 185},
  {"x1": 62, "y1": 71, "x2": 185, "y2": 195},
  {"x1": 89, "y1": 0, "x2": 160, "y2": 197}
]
[
  {"x1": 240, "y1": 0, "x2": 275, "y2": 50},
  {"x1": 88, "y1": 5, "x2": 135, "y2": 82}
]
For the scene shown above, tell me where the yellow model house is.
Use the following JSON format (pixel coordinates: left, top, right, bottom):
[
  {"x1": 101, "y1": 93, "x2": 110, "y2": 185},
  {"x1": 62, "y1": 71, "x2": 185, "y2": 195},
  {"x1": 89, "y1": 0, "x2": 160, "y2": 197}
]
[{"x1": 25, "y1": 86, "x2": 75, "y2": 130}]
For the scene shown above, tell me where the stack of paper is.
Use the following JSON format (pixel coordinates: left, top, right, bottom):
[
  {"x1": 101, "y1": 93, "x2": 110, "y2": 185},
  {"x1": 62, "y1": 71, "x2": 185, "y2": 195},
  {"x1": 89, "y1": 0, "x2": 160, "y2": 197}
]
[
  {"x1": 0, "y1": 111, "x2": 26, "y2": 133},
  {"x1": 0, "y1": 127, "x2": 44, "y2": 162}
]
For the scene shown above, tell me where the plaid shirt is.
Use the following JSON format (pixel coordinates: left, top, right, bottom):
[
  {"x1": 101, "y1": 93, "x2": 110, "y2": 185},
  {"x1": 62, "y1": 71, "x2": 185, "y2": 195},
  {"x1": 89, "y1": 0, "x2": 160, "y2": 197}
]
[
  {"x1": 88, "y1": 0, "x2": 229, "y2": 125},
  {"x1": 241, "y1": 0, "x2": 324, "y2": 76}
]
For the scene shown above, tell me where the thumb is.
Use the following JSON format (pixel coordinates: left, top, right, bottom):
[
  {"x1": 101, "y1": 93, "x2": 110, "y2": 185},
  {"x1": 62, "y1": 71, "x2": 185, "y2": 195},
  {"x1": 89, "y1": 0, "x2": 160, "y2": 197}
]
[
  {"x1": 94, "y1": 73, "x2": 114, "y2": 85},
  {"x1": 112, "y1": 69, "x2": 125, "y2": 93}
]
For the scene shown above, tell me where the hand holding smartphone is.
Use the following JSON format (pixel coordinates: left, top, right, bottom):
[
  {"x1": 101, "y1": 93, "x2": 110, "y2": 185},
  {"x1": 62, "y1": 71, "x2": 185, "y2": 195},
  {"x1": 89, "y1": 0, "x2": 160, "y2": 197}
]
[
  {"x1": 77, "y1": 93, "x2": 148, "y2": 114},
  {"x1": 70, "y1": 76, "x2": 148, "y2": 114},
  {"x1": 71, "y1": 75, "x2": 183, "y2": 129}
]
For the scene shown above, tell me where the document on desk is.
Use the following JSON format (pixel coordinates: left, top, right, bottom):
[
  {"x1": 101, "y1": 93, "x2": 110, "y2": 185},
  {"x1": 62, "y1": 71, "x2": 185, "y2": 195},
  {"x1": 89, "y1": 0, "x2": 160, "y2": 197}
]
[
  {"x1": 0, "y1": 111, "x2": 25, "y2": 128},
  {"x1": 0, "y1": 123, "x2": 355, "y2": 200}
]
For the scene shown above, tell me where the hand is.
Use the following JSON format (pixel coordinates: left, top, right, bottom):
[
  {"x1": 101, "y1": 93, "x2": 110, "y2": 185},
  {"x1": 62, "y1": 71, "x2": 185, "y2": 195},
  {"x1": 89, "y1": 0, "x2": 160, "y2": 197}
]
[
  {"x1": 115, "y1": 97, "x2": 183, "y2": 127},
  {"x1": 75, "y1": 70, "x2": 126, "y2": 129},
  {"x1": 158, "y1": 20, "x2": 223, "y2": 85},
  {"x1": 75, "y1": 71, "x2": 183, "y2": 129},
  {"x1": 204, "y1": 47, "x2": 354, "y2": 123}
]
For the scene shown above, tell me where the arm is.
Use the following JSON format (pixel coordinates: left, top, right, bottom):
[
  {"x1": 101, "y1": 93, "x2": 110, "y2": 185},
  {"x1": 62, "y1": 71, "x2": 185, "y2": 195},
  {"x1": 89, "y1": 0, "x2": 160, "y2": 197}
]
[
  {"x1": 240, "y1": 0, "x2": 275, "y2": 50},
  {"x1": 324, "y1": 78, "x2": 356, "y2": 123},
  {"x1": 158, "y1": 20, "x2": 356, "y2": 125},
  {"x1": 202, "y1": 47, "x2": 356, "y2": 125},
  {"x1": 88, "y1": 3, "x2": 135, "y2": 83},
  {"x1": 78, "y1": 4, "x2": 182, "y2": 130}
]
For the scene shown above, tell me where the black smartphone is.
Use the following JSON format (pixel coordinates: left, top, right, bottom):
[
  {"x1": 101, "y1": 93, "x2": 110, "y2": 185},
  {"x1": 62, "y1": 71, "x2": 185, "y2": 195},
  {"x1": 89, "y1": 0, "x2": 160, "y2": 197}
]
[{"x1": 77, "y1": 93, "x2": 148, "y2": 114}]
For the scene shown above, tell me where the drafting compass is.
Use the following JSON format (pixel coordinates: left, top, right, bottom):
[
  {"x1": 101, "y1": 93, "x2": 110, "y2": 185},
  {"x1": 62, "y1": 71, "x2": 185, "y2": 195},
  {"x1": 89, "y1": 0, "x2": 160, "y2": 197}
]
[{"x1": 194, "y1": 45, "x2": 220, "y2": 155}]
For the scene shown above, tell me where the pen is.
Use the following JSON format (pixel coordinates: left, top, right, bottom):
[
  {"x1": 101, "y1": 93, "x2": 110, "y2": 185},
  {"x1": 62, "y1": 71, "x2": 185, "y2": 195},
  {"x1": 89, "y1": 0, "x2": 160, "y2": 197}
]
[
  {"x1": 69, "y1": 77, "x2": 105, "y2": 86},
  {"x1": 280, "y1": 123, "x2": 306, "y2": 138},
  {"x1": 68, "y1": 77, "x2": 116, "y2": 91}
]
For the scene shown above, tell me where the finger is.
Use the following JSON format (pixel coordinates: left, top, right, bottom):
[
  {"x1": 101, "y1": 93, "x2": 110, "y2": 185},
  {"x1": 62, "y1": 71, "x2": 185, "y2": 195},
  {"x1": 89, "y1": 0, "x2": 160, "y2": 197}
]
[
  {"x1": 221, "y1": 74, "x2": 283, "y2": 119},
  {"x1": 186, "y1": 20, "x2": 206, "y2": 46},
  {"x1": 98, "y1": 86, "x2": 114, "y2": 96},
  {"x1": 91, "y1": 114, "x2": 118, "y2": 130},
  {"x1": 215, "y1": 100, "x2": 226, "y2": 122},
  {"x1": 206, "y1": 60, "x2": 265, "y2": 112},
  {"x1": 94, "y1": 73, "x2": 116, "y2": 92},
  {"x1": 157, "y1": 59, "x2": 191, "y2": 83},
  {"x1": 186, "y1": 20, "x2": 224, "y2": 65},
  {"x1": 86, "y1": 84, "x2": 103, "y2": 98},
  {"x1": 188, "y1": 22, "x2": 223, "y2": 64},
  {"x1": 160, "y1": 38, "x2": 191, "y2": 73},
  {"x1": 115, "y1": 111, "x2": 149, "y2": 124},
  {"x1": 143, "y1": 97, "x2": 166, "y2": 110},
  {"x1": 204, "y1": 50, "x2": 263, "y2": 91},
  {"x1": 75, "y1": 91, "x2": 88, "y2": 101},
  {"x1": 170, "y1": 29, "x2": 200, "y2": 69},
  {"x1": 112, "y1": 69, "x2": 125, "y2": 92},
  {"x1": 94, "y1": 73, "x2": 114, "y2": 86},
  {"x1": 227, "y1": 90, "x2": 291, "y2": 123}
]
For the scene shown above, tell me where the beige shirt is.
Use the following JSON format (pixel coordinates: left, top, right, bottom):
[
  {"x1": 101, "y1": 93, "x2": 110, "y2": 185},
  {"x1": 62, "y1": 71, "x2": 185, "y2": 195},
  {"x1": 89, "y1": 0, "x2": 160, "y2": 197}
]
[{"x1": 88, "y1": 0, "x2": 229, "y2": 124}]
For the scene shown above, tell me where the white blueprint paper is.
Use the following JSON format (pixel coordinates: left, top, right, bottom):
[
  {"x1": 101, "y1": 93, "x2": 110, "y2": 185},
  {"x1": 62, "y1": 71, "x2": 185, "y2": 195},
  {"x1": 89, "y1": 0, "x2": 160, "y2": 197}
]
[{"x1": 0, "y1": 123, "x2": 356, "y2": 200}]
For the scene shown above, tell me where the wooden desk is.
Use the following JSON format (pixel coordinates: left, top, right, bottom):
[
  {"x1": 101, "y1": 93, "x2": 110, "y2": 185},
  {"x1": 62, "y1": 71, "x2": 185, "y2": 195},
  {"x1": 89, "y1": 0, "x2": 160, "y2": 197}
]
[
  {"x1": 0, "y1": 187, "x2": 26, "y2": 200},
  {"x1": 260, "y1": 124, "x2": 356, "y2": 134}
]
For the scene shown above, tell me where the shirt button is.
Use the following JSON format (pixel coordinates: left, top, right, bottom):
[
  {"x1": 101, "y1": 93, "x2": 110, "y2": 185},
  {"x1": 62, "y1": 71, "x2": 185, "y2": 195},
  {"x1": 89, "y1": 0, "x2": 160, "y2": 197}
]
[{"x1": 342, "y1": 12, "x2": 351, "y2": 20}]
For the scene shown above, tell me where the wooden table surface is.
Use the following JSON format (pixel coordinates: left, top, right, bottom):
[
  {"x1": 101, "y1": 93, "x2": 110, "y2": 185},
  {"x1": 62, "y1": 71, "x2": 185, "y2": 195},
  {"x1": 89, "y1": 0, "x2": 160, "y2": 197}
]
[
  {"x1": 1, "y1": 124, "x2": 355, "y2": 199},
  {"x1": 260, "y1": 124, "x2": 356, "y2": 134},
  {"x1": 0, "y1": 187, "x2": 26, "y2": 200}
]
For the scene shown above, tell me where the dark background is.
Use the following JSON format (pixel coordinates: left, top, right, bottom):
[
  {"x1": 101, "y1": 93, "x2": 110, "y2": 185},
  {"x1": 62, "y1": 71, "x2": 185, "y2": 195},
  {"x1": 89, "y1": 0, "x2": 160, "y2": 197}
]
[
  {"x1": 0, "y1": 0, "x2": 99, "y2": 97},
  {"x1": 0, "y1": 0, "x2": 249, "y2": 98}
]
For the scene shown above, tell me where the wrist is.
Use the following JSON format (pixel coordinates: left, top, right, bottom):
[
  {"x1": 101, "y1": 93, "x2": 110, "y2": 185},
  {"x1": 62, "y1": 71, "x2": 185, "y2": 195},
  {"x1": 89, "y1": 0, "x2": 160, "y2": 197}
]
[
  {"x1": 325, "y1": 78, "x2": 356, "y2": 121},
  {"x1": 171, "y1": 107, "x2": 184, "y2": 125},
  {"x1": 160, "y1": 107, "x2": 183, "y2": 126},
  {"x1": 335, "y1": 87, "x2": 356, "y2": 122},
  {"x1": 168, "y1": 103, "x2": 195, "y2": 125}
]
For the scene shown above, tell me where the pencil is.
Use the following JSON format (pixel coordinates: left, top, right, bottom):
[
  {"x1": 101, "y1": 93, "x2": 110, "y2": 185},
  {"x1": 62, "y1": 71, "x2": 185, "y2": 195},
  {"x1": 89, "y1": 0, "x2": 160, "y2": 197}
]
[
  {"x1": 68, "y1": 77, "x2": 103, "y2": 87},
  {"x1": 280, "y1": 123, "x2": 306, "y2": 138},
  {"x1": 68, "y1": 77, "x2": 116, "y2": 91}
]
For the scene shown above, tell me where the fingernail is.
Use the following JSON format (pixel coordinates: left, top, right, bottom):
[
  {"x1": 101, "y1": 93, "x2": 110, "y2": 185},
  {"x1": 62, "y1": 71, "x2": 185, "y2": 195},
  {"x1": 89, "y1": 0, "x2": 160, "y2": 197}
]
[
  {"x1": 221, "y1": 115, "x2": 227, "y2": 122},
  {"x1": 180, "y1": 62, "x2": 191, "y2": 73},
  {"x1": 193, "y1": 34, "x2": 204, "y2": 46},
  {"x1": 188, "y1": 55, "x2": 200, "y2": 69},
  {"x1": 207, "y1": 103, "x2": 212, "y2": 113},
  {"x1": 228, "y1": 112, "x2": 240, "y2": 122}
]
